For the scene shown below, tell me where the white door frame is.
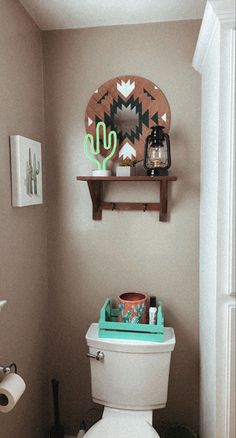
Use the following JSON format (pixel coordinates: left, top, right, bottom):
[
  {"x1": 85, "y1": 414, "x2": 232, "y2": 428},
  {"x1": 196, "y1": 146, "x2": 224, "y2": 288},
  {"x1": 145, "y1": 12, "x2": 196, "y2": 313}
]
[{"x1": 193, "y1": 2, "x2": 235, "y2": 437}]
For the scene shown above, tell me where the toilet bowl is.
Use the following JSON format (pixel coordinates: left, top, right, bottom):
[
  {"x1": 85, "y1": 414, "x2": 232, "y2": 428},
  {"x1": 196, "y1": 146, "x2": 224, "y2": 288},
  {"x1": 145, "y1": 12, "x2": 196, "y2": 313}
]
[
  {"x1": 85, "y1": 323, "x2": 175, "y2": 437},
  {"x1": 84, "y1": 408, "x2": 160, "y2": 437}
]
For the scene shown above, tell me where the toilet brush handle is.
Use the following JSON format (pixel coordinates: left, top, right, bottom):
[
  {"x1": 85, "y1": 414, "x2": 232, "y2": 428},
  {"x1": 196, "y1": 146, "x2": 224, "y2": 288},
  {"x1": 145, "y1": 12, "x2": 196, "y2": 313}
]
[{"x1": 52, "y1": 379, "x2": 60, "y2": 425}]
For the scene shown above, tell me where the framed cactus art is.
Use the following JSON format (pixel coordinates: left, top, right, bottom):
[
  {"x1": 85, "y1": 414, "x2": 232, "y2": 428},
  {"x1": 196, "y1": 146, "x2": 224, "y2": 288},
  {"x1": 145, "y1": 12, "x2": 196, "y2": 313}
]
[{"x1": 10, "y1": 135, "x2": 43, "y2": 207}]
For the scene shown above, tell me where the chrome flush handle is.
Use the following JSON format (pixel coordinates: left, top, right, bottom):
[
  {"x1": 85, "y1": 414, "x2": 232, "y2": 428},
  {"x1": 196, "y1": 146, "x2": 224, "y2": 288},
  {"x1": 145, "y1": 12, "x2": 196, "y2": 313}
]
[{"x1": 86, "y1": 351, "x2": 104, "y2": 361}]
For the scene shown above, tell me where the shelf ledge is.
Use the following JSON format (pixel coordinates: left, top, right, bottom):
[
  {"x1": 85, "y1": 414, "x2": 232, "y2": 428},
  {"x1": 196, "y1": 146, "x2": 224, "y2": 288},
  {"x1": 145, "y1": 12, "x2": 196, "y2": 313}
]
[{"x1": 77, "y1": 176, "x2": 177, "y2": 182}]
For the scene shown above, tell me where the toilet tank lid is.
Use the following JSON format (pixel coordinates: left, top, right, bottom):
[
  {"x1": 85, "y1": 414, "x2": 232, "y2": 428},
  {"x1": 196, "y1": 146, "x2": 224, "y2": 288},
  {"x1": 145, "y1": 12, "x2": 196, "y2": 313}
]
[{"x1": 86, "y1": 323, "x2": 176, "y2": 353}]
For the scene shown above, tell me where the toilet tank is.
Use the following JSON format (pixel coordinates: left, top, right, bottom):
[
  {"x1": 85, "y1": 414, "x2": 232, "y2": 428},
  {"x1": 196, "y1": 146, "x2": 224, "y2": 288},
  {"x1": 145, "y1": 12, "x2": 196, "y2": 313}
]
[{"x1": 85, "y1": 323, "x2": 176, "y2": 411}]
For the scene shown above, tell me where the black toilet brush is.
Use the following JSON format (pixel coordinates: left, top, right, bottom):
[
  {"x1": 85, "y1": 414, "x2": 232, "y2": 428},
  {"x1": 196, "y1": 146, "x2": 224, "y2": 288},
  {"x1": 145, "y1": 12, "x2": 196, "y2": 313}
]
[{"x1": 50, "y1": 378, "x2": 64, "y2": 438}]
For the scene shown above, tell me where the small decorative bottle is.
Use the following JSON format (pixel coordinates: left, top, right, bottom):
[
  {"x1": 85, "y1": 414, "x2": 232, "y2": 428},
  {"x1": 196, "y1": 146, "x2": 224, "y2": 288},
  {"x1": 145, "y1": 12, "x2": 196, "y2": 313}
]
[{"x1": 149, "y1": 296, "x2": 157, "y2": 324}]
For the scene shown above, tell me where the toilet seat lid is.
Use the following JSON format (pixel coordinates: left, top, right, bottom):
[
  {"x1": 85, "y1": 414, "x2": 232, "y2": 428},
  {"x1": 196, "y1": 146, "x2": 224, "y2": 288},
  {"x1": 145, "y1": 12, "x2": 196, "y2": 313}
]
[{"x1": 84, "y1": 416, "x2": 160, "y2": 437}]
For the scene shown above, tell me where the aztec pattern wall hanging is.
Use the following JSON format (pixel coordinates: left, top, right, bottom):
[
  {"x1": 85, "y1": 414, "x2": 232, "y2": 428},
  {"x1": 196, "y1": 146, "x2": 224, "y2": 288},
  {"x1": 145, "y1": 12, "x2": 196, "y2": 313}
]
[{"x1": 85, "y1": 75, "x2": 171, "y2": 162}]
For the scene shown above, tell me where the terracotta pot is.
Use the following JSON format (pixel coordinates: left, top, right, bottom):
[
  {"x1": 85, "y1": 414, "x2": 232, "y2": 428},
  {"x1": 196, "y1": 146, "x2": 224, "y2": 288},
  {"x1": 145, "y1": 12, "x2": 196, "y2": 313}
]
[{"x1": 118, "y1": 292, "x2": 147, "y2": 324}]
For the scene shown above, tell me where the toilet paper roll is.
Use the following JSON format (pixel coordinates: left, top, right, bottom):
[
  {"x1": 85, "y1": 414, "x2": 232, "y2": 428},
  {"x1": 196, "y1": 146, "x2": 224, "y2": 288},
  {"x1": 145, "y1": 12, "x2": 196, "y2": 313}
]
[{"x1": 0, "y1": 373, "x2": 26, "y2": 413}]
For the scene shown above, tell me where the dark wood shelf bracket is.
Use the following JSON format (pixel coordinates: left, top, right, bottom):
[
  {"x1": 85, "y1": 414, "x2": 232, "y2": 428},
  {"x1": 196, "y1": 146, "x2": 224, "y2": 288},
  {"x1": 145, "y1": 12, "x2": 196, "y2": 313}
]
[
  {"x1": 77, "y1": 176, "x2": 177, "y2": 222},
  {"x1": 87, "y1": 180, "x2": 103, "y2": 220},
  {"x1": 160, "y1": 180, "x2": 168, "y2": 222}
]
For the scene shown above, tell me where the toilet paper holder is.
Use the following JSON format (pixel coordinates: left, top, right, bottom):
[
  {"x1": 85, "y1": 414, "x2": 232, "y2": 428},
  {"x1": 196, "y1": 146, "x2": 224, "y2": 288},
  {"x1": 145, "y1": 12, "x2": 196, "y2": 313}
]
[{"x1": 0, "y1": 363, "x2": 17, "y2": 375}]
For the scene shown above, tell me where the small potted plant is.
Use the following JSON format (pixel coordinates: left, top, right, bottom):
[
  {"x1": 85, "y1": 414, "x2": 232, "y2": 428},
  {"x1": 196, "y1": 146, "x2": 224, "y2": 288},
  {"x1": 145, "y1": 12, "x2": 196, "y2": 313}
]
[{"x1": 116, "y1": 158, "x2": 137, "y2": 176}]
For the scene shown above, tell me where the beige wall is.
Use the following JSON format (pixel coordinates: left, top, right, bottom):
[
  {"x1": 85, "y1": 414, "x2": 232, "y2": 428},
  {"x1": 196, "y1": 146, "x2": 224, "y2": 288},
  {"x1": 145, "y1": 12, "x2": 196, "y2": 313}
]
[
  {"x1": 43, "y1": 20, "x2": 201, "y2": 435},
  {"x1": 0, "y1": 7, "x2": 201, "y2": 437},
  {"x1": 0, "y1": 0, "x2": 48, "y2": 437}
]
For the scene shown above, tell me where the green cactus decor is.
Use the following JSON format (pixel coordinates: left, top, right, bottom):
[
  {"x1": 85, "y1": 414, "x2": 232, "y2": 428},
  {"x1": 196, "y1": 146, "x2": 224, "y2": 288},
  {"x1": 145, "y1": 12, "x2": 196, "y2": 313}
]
[
  {"x1": 84, "y1": 122, "x2": 117, "y2": 171},
  {"x1": 32, "y1": 151, "x2": 40, "y2": 195},
  {"x1": 26, "y1": 148, "x2": 40, "y2": 196}
]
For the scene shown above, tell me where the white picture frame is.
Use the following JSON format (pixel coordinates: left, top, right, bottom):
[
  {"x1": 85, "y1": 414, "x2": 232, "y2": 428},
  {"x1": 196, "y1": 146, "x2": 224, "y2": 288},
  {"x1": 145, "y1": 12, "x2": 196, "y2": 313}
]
[{"x1": 10, "y1": 135, "x2": 43, "y2": 207}]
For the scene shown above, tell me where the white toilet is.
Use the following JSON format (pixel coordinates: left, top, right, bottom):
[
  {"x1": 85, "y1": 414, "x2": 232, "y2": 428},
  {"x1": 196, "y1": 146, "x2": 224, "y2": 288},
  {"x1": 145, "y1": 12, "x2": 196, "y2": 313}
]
[{"x1": 84, "y1": 323, "x2": 176, "y2": 437}]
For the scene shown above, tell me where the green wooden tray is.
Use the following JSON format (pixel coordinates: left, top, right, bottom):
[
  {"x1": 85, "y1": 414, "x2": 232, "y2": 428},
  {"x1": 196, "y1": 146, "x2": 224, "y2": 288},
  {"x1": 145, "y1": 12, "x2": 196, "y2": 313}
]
[{"x1": 98, "y1": 298, "x2": 164, "y2": 342}]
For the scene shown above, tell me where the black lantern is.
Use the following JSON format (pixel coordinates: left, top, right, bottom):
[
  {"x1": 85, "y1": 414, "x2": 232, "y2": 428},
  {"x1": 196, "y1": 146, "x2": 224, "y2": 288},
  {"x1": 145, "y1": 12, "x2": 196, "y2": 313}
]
[{"x1": 144, "y1": 125, "x2": 171, "y2": 176}]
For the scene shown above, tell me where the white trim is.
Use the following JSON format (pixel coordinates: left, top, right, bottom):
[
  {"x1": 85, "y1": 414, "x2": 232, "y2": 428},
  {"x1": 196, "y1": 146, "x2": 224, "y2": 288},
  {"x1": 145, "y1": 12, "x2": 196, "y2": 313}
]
[
  {"x1": 210, "y1": 0, "x2": 236, "y2": 25},
  {"x1": 224, "y1": 303, "x2": 236, "y2": 437},
  {"x1": 192, "y1": 2, "x2": 218, "y2": 72},
  {"x1": 193, "y1": 3, "x2": 236, "y2": 437},
  {"x1": 0, "y1": 300, "x2": 7, "y2": 312},
  {"x1": 192, "y1": 1, "x2": 236, "y2": 72},
  {"x1": 227, "y1": 29, "x2": 236, "y2": 296}
]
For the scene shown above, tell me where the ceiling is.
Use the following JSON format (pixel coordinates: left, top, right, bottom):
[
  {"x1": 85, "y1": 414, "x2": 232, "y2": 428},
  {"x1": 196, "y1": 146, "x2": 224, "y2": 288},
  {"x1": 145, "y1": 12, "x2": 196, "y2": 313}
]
[{"x1": 19, "y1": 0, "x2": 206, "y2": 31}]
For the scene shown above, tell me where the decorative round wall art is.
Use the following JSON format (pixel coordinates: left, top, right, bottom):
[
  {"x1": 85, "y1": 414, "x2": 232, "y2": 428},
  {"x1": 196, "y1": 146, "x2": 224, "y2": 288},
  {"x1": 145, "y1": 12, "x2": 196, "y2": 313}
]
[{"x1": 84, "y1": 75, "x2": 171, "y2": 162}]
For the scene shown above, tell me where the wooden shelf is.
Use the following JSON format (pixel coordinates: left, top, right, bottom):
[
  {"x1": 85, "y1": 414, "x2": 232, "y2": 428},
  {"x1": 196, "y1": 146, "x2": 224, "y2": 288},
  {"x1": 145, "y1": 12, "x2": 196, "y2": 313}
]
[{"x1": 76, "y1": 175, "x2": 177, "y2": 222}]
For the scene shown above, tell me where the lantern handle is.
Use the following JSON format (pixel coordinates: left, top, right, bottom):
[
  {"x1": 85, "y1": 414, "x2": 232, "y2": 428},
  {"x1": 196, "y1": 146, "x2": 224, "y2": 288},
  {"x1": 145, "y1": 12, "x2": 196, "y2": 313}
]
[
  {"x1": 146, "y1": 134, "x2": 152, "y2": 144},
  {"x1": 144, "y1": 134, "x2": 151, "y2": 171},
  {"x1": 163, "y1": 133, "x2": 171, "y2": 169}
]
